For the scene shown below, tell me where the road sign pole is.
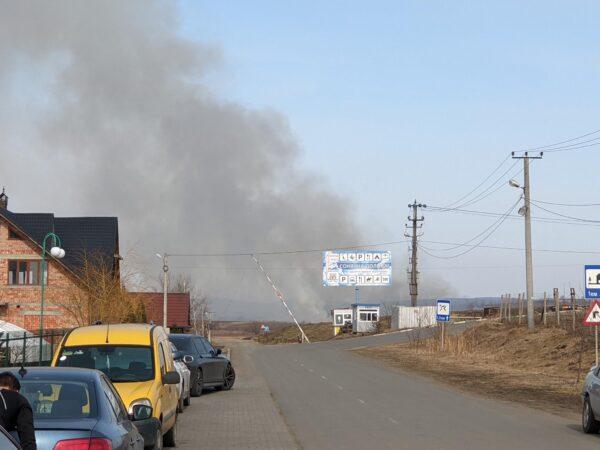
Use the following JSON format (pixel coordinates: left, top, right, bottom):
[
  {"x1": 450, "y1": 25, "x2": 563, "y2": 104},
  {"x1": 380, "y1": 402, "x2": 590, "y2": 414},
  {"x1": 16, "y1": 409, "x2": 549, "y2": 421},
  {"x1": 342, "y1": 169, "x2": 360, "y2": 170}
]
[
  {"x1": 441, "y1": 322, "x2": 445, "y2": 352},
  {"x1": 596, "y1": 325, "x2": 598, "y2": 367}
]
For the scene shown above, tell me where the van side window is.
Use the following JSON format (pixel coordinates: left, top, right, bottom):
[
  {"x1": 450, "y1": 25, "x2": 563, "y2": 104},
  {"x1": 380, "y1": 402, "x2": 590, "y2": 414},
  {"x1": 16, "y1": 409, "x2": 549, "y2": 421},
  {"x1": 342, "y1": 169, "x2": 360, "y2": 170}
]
[{"x1": 158, "y1": 343, "x2": 166, "y2": 375}]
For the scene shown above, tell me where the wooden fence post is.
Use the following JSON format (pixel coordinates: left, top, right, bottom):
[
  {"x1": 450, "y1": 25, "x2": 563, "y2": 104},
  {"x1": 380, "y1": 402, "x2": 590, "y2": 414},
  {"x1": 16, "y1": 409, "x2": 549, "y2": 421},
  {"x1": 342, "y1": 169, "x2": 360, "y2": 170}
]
[
  {"x1": 500, "y1": 294, "x2": 504, "y2": 320},
  {"x1": 554, "y1": 288, "x2": 560, "y2": 325},
  {"x1": 508, "y1": 294, "x2": 512, "y2": 323},
  {"x1": 570, "y1": 287, "x2": 576, "y2": 332},
  {"x1": 518, "y1": 293, "x2": 522, "y2": 325},
  {"x1": 543, "y1": 291, "x2": 547, "y2": 326}
]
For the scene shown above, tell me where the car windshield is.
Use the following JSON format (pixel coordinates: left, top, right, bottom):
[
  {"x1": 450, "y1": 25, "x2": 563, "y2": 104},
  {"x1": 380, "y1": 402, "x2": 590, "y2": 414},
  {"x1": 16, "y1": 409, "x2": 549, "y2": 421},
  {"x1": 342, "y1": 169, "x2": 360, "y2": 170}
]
[
  {"x1": 169, "y1": 336, "x2": 194, "y2": 352},
  {"x1": 20, "y1": 380, "x2": 97, "y2": 420},
  {"x1": 57, "y1": 346, "x2": 154, "y2": 382}
]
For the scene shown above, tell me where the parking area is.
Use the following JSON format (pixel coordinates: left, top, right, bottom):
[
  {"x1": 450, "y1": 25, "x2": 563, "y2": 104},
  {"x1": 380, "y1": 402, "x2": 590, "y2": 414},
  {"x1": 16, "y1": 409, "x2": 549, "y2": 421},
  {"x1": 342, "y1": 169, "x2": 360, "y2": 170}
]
[{"x1": 177, "y1": 339, "x2": 298, "y2": 450}]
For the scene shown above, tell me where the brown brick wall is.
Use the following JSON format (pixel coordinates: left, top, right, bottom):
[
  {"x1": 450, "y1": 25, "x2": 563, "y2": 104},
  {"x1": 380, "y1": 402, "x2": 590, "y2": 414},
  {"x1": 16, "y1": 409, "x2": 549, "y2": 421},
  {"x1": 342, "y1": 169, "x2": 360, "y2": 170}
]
[{"x1": 0, "y1": 219, "x2": 80, "y2": 332}]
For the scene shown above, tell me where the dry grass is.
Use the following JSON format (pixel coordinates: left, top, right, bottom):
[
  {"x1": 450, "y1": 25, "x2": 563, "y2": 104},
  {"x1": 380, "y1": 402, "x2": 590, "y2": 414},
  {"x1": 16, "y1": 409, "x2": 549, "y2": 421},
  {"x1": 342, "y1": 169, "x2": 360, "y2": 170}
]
[{"x1": 355, "y1": 320, "x2": 596, "y2": 416}]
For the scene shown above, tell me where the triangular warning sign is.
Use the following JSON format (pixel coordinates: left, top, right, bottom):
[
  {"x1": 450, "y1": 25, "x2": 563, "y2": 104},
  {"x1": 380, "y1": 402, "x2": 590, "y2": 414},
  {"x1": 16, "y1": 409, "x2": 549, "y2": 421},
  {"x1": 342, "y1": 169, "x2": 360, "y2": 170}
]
[{"x1": 583, "y1": 301, "x2": 600, "y2": 326}]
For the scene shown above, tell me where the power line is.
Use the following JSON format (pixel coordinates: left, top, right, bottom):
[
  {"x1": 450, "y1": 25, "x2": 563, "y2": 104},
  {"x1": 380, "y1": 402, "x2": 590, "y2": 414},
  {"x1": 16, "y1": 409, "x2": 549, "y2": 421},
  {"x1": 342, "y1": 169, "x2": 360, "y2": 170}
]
[
  {"x1": 421, "y1": 239, "x2": 600, "y2": 255},
  {"x1": 441, "y1": 155, "x2": 511, "y2": 208},
  {"x1": 433, "y1": 200, "x2": 522, "y2": 252},
  {"x1": 427, "y1": 204, "x2": 600, "y2": 227},
  {"x1": 531, "y1": 199, "x2": 600, "y2": 207},
  {"x1": 419, "y1": 198, "x2": 520, "y2": 259},
  {"x1": 524, "y1": 127, "x2": 600, "y2": 151},
  {"x1": 529, "y1": 200, "x2": 600, "y2": 223}
]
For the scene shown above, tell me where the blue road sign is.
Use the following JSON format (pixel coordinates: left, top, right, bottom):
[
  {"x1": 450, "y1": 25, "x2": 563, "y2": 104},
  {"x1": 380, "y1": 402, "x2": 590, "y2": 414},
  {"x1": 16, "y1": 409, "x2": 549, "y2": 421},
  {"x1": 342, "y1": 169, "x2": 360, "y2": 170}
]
[
  {"x1": 585, "y1": 265, "x2": 600, "y2": 299},
  {"x1": 436, "y1": 299, "x2": 451, "y2": 322}
]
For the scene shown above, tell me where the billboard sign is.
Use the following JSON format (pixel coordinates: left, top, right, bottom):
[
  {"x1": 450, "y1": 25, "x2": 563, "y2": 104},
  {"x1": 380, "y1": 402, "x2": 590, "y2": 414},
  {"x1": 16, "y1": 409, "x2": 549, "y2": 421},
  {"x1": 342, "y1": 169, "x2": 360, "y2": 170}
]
[{"x1": 322, "y1": 250, "x2": 391, "y2": 287}]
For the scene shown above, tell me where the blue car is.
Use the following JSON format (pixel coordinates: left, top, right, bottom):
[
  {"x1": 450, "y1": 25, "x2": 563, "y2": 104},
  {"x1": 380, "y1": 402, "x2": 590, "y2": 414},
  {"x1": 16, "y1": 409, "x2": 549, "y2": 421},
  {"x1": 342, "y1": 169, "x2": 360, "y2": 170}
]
[{"x1": 2, "y1": 367, "x2": 147, "y2": 450}]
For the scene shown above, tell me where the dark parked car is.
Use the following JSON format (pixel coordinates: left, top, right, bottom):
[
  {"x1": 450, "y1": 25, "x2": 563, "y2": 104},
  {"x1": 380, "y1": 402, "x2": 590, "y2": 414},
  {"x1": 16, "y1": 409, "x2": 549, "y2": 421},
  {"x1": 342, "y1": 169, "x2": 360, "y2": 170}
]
[
  {"x1": 169, "y1": 334, "x2": 235, "y2": 396},
  {"x1": 2, "y1": 367, "x2": 147, "y2": 450},
  {"x1": 0, "y1": 425, "x2": 20, "y2": 450}
]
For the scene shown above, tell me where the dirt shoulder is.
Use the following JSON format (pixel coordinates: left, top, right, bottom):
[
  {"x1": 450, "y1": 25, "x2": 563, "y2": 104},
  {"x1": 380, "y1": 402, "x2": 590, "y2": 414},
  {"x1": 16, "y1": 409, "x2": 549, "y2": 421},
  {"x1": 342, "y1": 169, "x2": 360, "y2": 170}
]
[{"x1": 354, "y1": 321, "x2": 593, "y2": 417}]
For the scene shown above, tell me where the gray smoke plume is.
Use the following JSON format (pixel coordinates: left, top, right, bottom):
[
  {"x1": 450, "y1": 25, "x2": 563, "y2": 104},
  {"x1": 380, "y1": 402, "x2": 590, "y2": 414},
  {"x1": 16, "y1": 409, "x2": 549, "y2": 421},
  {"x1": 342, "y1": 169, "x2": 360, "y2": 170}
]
[{"x1": 0, "y1": 1, "x2": 452, "y2": 320}]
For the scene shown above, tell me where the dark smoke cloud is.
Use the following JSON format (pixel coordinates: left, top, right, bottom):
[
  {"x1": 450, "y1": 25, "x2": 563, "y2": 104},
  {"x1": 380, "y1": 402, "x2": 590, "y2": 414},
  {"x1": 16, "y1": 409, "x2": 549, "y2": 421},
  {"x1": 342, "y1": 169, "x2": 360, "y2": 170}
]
[{"x1": 0, "y1": 1, "x2": 453, "y2": 320}]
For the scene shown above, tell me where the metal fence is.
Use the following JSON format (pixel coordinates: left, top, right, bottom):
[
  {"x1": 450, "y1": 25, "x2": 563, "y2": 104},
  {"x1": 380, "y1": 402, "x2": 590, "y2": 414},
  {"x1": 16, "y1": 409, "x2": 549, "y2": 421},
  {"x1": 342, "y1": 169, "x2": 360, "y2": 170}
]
[{"x1": 0, "y1": 329, "x2": 68, "y2": 367}]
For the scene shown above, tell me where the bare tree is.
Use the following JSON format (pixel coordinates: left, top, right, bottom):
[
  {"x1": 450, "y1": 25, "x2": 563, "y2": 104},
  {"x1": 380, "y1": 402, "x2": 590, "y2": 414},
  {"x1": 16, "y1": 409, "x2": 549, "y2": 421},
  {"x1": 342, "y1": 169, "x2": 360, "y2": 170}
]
[
  {"x1": 158, "y1": 273, "x2": 210, "y2": 336},
  {"x1": 54, "y1": 251, "x2": 146, "y2": 326}
]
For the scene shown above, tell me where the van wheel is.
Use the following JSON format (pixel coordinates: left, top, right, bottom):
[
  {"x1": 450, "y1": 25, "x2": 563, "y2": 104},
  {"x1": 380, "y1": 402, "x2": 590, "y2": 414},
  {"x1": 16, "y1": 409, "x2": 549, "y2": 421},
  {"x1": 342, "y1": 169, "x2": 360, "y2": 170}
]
[
  {"x1": 583, "y1": 397, "x2": 600, "y2": 433},
  {"x1": 191, "y1": 369, "x2": 203, "y2": 397},
  {"x1": 184, "y1": 389, "x2": 191, "y2": 406},
  {"x1": 163, "y1": 417, "x2": 177, "y2": 447},
  {"x1": 177, "y1": 396, "x2": 184, "y2": 413}
]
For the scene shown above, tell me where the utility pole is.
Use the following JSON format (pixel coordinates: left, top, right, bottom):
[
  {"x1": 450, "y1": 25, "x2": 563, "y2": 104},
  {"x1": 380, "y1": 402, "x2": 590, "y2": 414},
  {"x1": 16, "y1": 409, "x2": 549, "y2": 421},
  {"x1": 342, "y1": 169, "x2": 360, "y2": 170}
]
[
  {"x1": 511, "y1": 151, "x2": 543, "y2": 330},
  {"x1": 405, "y1": 200, "x2": 426, "y2": 307},
  {"x1": 161, "y1": 253, "x2": 169, "y2": 329}
]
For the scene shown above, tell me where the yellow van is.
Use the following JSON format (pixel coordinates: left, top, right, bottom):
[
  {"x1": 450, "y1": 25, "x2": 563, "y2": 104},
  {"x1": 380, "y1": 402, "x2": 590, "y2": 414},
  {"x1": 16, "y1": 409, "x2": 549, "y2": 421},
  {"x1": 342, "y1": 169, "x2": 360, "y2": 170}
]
[{"x1": 52, "y1": 323, "x2": 180, "y2": 449}]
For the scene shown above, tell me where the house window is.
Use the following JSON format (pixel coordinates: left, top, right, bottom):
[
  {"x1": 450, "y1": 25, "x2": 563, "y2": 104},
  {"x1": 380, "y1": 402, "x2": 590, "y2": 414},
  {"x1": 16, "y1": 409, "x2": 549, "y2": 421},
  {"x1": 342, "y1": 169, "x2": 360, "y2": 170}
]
[
  {"x1": 7, "y1": 260, "x2": 46, "y2": 285},
  {"x1": 8, "y1": 229, "x2": 21, "y2": 239}
]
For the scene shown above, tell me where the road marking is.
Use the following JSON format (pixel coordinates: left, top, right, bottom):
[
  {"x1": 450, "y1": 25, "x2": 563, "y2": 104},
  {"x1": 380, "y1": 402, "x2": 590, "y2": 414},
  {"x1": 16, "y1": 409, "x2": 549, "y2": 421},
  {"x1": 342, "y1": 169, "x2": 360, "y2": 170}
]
[
  {"x1": 308, "y1": 368, "x2": 314, "y2": 373},
  {"x1": 321, "y1": 375, "x2": 327, "y2": 380},
  {"x1": 347, "y1": 345, "x2": 366, "y2": 350},
  {"x1": 300, "y1": 363, "x2": 304, "y2": 367},
  {"x1": 357, "y1": 399, "x2": 365, "y2": 405},
  {"x1": 388, "y1": 417, "x2": 398, "y2": 425},
  {"x1": 336, "y1": 385, "x2": 344, "y2": 390},
  {"x1": 400, "y1": 328, "x2": 413, "y2": 333}
]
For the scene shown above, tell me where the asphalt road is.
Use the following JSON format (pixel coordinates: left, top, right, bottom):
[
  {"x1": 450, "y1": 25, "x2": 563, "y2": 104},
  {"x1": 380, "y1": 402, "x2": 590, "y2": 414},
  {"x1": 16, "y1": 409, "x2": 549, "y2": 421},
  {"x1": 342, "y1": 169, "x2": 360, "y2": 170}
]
[{"x1": 251, "y1": 327, "x2": 600, "y2": 450}]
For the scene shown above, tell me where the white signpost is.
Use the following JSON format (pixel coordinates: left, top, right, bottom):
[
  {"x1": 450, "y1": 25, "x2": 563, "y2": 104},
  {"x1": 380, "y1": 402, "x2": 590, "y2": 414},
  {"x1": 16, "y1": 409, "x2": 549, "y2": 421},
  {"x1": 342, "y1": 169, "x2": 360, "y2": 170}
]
[
  {"x1": 436, "y1": 299, "x2": 451, "y2": 351},
  {"x1": 584, "y1": 300, "x2": 600, "y2": 366}
]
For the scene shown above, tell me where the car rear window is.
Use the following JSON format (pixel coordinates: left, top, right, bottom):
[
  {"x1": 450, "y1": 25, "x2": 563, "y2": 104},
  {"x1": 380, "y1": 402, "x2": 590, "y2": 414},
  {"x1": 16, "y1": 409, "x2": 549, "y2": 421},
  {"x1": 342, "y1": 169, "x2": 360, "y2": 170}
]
[
  {"x1": 57, "y1": 345, "x2": 154, "y2": 382},
  {"x1": 20, "y1": 380, "x2": 97, "y2": 420}
]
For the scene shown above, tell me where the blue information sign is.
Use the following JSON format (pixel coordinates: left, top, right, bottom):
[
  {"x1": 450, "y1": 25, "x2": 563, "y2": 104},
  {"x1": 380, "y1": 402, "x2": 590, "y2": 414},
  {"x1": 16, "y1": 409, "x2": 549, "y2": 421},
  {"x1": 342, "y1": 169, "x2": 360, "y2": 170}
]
[
  {"x1": 585, "y1": 265, "x2": 600, "y2": 299},
  {"x1": 436, "y1": 299, "x2": 451, "y2": 322}
]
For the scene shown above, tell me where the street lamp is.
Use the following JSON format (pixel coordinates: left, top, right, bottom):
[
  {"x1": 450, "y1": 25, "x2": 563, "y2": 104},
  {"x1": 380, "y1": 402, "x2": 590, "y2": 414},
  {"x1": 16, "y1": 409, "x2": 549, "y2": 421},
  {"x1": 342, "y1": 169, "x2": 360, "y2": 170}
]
[
  {"x1": 39, "y1": 232, "x2": 65, "y2": 364},
  {"x1": 157, "y1": 253, "x2": 168, "y2": 329}
]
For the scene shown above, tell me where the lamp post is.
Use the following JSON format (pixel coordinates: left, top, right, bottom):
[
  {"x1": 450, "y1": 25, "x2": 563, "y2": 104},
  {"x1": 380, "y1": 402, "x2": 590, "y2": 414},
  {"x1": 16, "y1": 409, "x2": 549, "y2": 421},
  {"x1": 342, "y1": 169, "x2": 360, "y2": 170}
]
[
  {"x1": 39, "y1": 232, "x2": 65, "y2": 364},
  {"x1": 157, "y1": 253, "x2": 169, "y2": 329}
]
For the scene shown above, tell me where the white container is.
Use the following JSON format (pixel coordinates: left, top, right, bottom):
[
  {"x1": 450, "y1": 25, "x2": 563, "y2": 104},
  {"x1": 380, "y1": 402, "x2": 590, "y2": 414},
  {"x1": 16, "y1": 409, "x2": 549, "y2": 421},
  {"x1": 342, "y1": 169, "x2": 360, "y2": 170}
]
[{"x1": 391, "y1": 306, "x2": 436, "y2": 330}]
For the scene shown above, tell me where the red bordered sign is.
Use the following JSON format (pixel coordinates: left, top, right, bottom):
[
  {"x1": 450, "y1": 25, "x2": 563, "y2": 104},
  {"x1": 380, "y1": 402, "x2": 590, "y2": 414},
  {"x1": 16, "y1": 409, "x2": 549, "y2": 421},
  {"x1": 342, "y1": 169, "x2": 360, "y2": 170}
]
[{"x1": 583, "y1": 300, "x2": 600, "y2": 326}]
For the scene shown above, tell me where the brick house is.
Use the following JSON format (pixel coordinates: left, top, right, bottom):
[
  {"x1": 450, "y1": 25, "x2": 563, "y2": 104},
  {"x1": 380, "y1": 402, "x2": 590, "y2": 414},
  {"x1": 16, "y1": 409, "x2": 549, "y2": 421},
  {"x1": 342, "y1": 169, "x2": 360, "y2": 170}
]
[
  {"x1": 133, "y1": 292, "x2": 191, "y2": 332},
  {"x1": 0, "y1": 190, "x2": 119, "y2": 332}
]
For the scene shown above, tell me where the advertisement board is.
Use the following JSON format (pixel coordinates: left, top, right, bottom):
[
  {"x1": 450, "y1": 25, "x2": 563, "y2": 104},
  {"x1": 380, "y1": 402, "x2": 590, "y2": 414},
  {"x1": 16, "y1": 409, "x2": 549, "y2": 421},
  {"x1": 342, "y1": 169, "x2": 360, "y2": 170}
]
[{"x1": 322, "y1": 250, "x2": 392, "y2": 287}]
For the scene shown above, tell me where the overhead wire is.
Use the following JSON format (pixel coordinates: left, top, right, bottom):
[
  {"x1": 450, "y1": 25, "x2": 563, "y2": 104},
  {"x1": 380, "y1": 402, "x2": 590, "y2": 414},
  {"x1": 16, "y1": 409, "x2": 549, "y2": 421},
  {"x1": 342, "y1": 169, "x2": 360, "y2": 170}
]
[
  {"x1": 523, "y1": 127, "x2": 600, "y2": 151},
  {"x1": 529, "y1": 200, "x2": 600, "y2": 223},
  {"x1": 441, "y1": 154, "x2": 511, "y2": 208},
  {"x1": 418, "y1": 197, "x2": 521, "y2": 259},
  {"x1": 530, "y1": 199, "x2": 600, "y2": 207}
]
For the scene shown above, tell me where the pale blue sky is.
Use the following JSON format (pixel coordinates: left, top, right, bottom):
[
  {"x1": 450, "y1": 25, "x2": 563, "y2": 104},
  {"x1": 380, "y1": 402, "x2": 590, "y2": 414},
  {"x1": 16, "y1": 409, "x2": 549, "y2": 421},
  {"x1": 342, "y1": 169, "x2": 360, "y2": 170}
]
[{"x1": 178, "y1": 1, "x2": 600, "y2": 298}]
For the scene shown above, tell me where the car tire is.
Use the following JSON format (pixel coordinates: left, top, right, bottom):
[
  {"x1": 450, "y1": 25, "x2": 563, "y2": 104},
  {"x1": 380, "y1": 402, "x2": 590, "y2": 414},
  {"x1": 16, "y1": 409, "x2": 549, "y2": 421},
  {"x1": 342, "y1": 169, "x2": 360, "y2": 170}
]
[
  {"x1": 583, "y1": 397, "x2": 600, "y2": 434},
  {"x1": 177, "y1": 396, "x2": 184, "y2": 413},
  {"x1": 191, "y1": 369, "x2": 203, "y2": 397},
  {"x1": 146, "y1": 426, "x2": 162, "y2": 450},
  {"x1": 216, "y1": 363, "x2": 235, "y2": 391},
  {"x1": 163, "y1": 417, "x2": 177, "y2": 448},
  {"x1": 184, "y1": 389, "x2": 191, "y2": 406}
]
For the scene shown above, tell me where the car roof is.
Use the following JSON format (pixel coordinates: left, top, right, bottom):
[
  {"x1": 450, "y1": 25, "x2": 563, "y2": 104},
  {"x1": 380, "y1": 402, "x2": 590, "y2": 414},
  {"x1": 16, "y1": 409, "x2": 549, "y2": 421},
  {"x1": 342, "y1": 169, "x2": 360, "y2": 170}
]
[
  {"x1": 169, "y1": 333, "x2": 198, "y2": 339},
  {"x1": 0, "y1": 366, "x2": 102, "y2": 382},
  {"x1": 65, "y1": 323, "x2": 159, "y2": 346}
]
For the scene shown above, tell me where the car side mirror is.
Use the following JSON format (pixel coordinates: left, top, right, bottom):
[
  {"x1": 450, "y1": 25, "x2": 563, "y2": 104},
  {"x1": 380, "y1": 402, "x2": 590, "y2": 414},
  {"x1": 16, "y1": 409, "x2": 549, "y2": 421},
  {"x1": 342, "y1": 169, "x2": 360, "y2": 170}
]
[
  {"x1": 215, "y1": 348, "x2": 222, "y2": 356},
  {"x1": 183, "y1": 355, "x2": 194, "y2": 364},
  {"x1": 173, "y1": 350, "x2": 184, "y2": 361},
  {"x1": 130, "y1": 404, "x2": 153, "y2": 421},
  {"x1": 162, "y1": 371, "x2": 180, "y2": 385}
]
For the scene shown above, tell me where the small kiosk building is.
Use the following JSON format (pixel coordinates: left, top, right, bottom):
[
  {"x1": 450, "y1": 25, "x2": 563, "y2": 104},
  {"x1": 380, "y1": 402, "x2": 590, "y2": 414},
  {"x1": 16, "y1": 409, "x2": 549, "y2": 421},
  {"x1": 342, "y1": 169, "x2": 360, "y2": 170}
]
[{"x1": 351, "y1": 303, "x2": 380, "y2": 333}]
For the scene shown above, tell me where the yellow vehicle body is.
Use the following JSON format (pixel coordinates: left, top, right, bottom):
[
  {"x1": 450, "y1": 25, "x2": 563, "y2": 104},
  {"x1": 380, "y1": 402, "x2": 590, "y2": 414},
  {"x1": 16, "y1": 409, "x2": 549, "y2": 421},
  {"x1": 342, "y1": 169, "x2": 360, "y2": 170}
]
[{"x1": 51, "y1": 324, "x2": 179, "y2": 447}]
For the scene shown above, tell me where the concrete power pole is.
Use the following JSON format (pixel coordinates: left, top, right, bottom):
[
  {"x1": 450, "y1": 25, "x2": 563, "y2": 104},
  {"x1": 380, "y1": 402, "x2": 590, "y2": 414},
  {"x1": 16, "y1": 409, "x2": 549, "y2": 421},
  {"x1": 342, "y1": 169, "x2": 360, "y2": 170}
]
[
  {"x1": 405, "y1": 201, "x2": 426, "y2": 307},
  {"x1": 162, "y1": 253, "x2": 169, "y2": 329},
  {"x1": 511, "y1": 151, "x2": 543, "y2": 330}
]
